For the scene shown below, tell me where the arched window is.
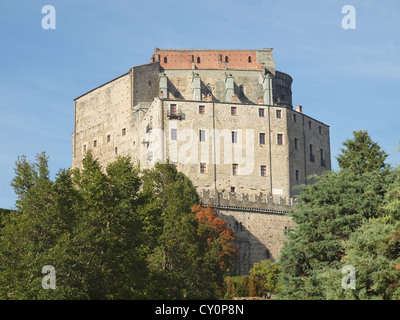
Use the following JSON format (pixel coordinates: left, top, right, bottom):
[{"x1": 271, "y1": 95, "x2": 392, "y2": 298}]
[
  {"x1": 248, "y1": 56, "x2": 252, "y2": 63},
  {"x1": 225, "y1": 56, "x2": 229, "y2": 62},
  {"x1": 164, "y1": 57, "x2": 168, "y2": 63},
  {"x1": 197, "y1": 56, "x2": 201, "y2": 63}
]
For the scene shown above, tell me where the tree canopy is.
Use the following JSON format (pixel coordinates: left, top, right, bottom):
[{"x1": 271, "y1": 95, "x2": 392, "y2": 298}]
[
  {"x1": 277, "y1": 130, "x2": 399, "y2": 300},
  {"x1": 0, "y1": 151, "x2": 238, "y2": 299}
]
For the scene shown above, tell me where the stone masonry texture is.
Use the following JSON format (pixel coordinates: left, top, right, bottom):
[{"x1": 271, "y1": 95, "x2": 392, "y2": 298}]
[{"x1": 71, "y1": 48, "x2": 331, "y2": 275}]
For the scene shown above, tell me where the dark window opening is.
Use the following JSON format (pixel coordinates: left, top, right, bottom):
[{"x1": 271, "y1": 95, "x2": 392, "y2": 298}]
[
  {"x1": 239, "y1": 85, "x2": 245, "y2": 98},
  {"x1": 199, "y1": 105, "x2": 205, "y2": 114},
  {"x1": 320, "y1": 149, "x2": 326, "y2": 166},
  {"x1": 232, "y1": 131, "x2": 238, "y2": 143},
  {"x1": 310, "y1": 144, "x2": 315, "y2": 162},
  {"x1": 232, "y1": 164, "x2": 238, "y2": 176},
  {"x1": 199, "y1": 130, "x2": 206, "y2": 142},
  {"x1": 277, "y1": 134, "x2": 283, "y2": 145},
  {"x1": 261, "y1": 165, "x2": 267, "y2": 177},
  {"x1": 259, "y1": 133, "x2": 265, "y2": 145}
]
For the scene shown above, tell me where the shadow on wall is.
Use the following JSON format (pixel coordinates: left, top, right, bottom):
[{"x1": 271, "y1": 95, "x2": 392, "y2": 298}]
[
  {"x1": 233, "y1": 82, "x2": 252, "y2": 105},
  {"x1": 217, "y1": 211, "x2": 272, "y2": 276}
]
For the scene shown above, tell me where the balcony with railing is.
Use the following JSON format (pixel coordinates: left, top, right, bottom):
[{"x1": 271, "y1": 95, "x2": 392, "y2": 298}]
[{"x1": 167, "y1": 110, "x2": 182, "y2": 120}]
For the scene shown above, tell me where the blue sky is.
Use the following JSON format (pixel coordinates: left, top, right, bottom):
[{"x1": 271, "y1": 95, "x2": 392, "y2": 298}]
[{"x1": 0, "y1": 0, "x2": 399, "y2": 209}]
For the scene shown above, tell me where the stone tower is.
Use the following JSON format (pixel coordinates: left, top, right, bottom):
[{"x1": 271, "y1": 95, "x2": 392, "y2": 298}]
[{"x1": 71, "y1": 48, "x2": 331, "y2": 274}]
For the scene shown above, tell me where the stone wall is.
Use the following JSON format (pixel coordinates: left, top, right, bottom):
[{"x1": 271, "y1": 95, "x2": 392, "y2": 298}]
[
  {"x1": 71, "y1": 48, "x2": 331, "y2": 276},
  {"x1": 198, "y1": 189, "x2": 295, "y2": 275},
  {"x1": 131, "y1": 62, "x2": 160, "y2": 106},
  {"x1": 72, "y1": 72, "x2": 133, "y2": 170}
]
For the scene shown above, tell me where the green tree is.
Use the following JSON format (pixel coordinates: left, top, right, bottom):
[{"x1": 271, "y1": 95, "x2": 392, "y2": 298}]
[
  {"x1": 69, "y1": 152, "x2": 147, "y2": 299},
  {"x1": 337, "y1": 130, "x2": 388, "y2": 174},
  {"x1": 249, "y1": 260, "x2": 281, "y2": 298},
  {"x1": 277, "y1": 132, "x2": 394, "y2": 299},
  {"x1": 141, "y1": 162, "x2": 223, "y2": 299},
  {"x1": 0, "y1": 153, "x2": 78, "y2": 299},
  {"x1": 313, "y1": 217, "x2": 400, "y2": 300},
  {"x1": 1, "y1": 154, "x2": 239, "y2": 299}
]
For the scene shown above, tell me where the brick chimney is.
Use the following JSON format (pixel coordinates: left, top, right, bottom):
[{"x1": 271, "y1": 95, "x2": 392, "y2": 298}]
[{"x1": 296, "y1": 105, "x2": 302, "y2": 113}]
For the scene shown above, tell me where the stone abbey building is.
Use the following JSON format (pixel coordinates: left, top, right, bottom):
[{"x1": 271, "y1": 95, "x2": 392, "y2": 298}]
[{"x1": 71, "y1": 48, "x2": 331, "y2": 274}]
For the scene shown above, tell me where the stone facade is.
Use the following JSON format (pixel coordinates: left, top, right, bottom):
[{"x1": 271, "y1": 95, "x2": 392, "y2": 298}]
[{"x1": 71, "y1": 48, "x2": 331, "y2": 275}]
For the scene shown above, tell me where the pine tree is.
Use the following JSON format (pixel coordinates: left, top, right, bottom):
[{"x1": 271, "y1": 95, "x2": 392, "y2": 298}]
[
  {"x1": 277, "y1": 132, "x2": 395, "y2": 299},
  {"x1": 337, "y1": 130, "x2": 388, "y2": 174}
]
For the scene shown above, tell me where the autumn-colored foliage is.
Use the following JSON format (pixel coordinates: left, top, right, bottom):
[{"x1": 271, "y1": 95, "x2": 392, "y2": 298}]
[{"x1": 193, "y1": 204, "x2": 239, "y2": 269}]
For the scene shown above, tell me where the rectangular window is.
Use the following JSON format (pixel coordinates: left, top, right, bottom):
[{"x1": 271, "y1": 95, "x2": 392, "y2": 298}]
[
  {"x1": 231, "y1": 106, "x2": 237, "y2": 116},
  {"x1": 199, "y1": 105, "x2": 205, "y2": 115},
  {"x1": 122, "y1": 128, "x2": 126, "y2": 136},
  {"x1": 294, "y1": 138, "x2": 298, "y2": 149},
  {"x1": 260, "y1": 165, "x2": 267, "y2": 177},
  {"x1": 276, "y1": 110, "x2": 282, "y2": 118},
  {"x1": 232, "y1": 163, "x2": 238, "y2": 176},
  {"x1": 232, "y1": 131, "x2": 238, "y2": 143},
  {"x1": 106, "y1": 135, "x2": 111, "y2": 143},
  {"x1": 199, "y1": 130, "x2": 206, "y2": 142},
  {"x1": 200, "y1": 163, "x2": 206, "y2": 174},
  {"x1": 309, "y1": 121, "x2": 312, "y2": 130},
  {"x1": 310, "y1": 144, "x2": 315, "y2": 162},
  {"x1": 293, "y1": 114, "x2": 297, "y2": 123},
  {"x1": 320, "y1": 148, "x2": 326, "y2": 166},
  {"x1": 170, "y1": 104, "x2": 177, "y2": 116},
  {"x1": 171, "y1": 128, "x2": 177, "y2": 141},
  {"x1": 114, "y1": 147, "x2": 118, "y2": 155},
  {"x1": 230, "y1": 186, "x2": 235, "y2": 193},
  {"x1": 93, "y1": 140, "x2": 97, "y2": 147},
  {"x1": 277, "y1": 134, "x2": 283, "y2": 145},
  {"x1": 259, "y1": 108, "x2": 265, "y2": 117},
  {"x1": 259, "y1": 133, "x2": 265, "y2": 145},
  {"x1": 83, "y1": 144, "x2": 87, "y2": 153},
  {"x1": 295, "y1": 169, "x2": 299, "y2": 181},
  {"x1": 319, "y1": 126, "x2": 322, "y2": 134}
]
